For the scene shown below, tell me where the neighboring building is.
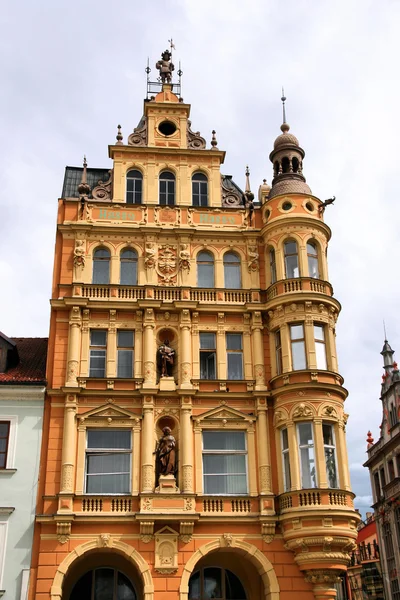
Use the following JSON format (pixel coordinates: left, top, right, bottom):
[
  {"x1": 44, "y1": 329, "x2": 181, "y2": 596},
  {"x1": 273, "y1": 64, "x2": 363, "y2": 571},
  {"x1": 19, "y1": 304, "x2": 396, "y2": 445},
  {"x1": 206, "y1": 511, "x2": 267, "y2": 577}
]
[
  {"x1": 0, "y1": 332, "x2": 47, "y2": 600},
  {"x1": 29, "y1": 49, "x2": 360, "y2": 600},
  {"x1": 364, "y1": 340, "x2": 400, "y2": 600},
  {"x1": 347, "y1": 512, "x2": 384, "y2": 600}
]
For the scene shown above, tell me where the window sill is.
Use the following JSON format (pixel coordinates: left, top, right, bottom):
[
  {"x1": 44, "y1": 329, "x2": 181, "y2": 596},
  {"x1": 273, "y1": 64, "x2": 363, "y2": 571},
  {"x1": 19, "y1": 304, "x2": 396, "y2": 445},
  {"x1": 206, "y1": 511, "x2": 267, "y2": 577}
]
[
  {"x1": 0, "y1": 468, "x2": 17, "y2": 475},
  {"x1": 0, "y1": 590, "x2": 5, "y2": 598}
]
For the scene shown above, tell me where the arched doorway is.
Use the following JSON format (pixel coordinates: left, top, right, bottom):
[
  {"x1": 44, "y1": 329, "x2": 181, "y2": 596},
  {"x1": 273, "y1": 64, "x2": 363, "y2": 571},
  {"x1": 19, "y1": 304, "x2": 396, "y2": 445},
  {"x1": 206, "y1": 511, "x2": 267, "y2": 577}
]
[
  {"x1": 189, "y1": 566, "x2": 247, "y2": 599},
  {"x1": 70, "y1": 567, "x2": 137, "y2": 600}
]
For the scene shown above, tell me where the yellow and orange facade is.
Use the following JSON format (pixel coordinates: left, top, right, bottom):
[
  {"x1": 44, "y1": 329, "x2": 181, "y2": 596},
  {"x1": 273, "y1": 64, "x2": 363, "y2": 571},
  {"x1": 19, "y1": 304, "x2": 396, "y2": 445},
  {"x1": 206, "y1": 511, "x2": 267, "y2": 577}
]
[{"x1": 30, "y1": 55, "x2": 360, "y2": 600}]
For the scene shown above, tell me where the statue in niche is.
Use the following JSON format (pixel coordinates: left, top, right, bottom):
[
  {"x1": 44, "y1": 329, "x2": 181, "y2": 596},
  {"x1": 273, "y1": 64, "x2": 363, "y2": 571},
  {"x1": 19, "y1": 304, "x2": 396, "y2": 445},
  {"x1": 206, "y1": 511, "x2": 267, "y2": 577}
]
[
  {"x1": 156, "y1": 427, "x2": 176, "y2": 476},
  {"x1": 157, "y1": 339, "x2": 175, "y2": 377}
]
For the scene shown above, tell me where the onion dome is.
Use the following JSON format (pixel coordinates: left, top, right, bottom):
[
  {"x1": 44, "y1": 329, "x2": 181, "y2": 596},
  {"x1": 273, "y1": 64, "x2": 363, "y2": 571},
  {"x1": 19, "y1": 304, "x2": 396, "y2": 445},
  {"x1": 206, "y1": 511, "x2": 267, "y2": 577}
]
[{"x1": 273, "y1": 122, "x2": 300, "y2": 149}]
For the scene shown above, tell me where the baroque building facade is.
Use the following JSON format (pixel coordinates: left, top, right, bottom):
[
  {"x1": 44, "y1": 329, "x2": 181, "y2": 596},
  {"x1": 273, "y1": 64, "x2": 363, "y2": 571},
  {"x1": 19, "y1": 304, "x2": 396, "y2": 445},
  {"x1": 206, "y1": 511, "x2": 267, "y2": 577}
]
[
  {"x1": 30, "y1": 52, "x2": 359, "y2": 600},
  {"x1": 364, "y1": 340, "x2": 400, "y2": 600}
]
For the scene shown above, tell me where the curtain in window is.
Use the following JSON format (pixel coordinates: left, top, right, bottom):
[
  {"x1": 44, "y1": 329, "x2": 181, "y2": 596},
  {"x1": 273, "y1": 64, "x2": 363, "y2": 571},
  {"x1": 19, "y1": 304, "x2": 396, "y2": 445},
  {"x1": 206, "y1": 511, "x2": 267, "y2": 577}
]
[{"x1": 197, "y1": 251, "x2": 214, "y2": 287}]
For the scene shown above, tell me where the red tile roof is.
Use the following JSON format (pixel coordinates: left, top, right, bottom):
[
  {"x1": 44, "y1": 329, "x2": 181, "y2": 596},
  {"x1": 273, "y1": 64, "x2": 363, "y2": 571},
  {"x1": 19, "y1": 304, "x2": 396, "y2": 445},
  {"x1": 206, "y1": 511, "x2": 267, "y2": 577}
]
[{"x1": 0, "y1": 337, "x2": 48, "y2": 385}]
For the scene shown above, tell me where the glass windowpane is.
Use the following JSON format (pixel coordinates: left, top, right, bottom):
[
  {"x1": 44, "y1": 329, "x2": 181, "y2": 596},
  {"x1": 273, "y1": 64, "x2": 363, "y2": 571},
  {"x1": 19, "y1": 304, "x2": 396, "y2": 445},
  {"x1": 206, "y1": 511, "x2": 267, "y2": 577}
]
[
  {"x1": 203, "y1": 431, "x2": 245, "y2": 451},
  {"x1": 226, "y1": 334, "x2": 242, "y2": 350},
  {"x1": 118, "y1": 331, "x2": 134, "y2": 347},
  {"x1": 200, "y1": 333, "x2": 216, "y2": 349}
]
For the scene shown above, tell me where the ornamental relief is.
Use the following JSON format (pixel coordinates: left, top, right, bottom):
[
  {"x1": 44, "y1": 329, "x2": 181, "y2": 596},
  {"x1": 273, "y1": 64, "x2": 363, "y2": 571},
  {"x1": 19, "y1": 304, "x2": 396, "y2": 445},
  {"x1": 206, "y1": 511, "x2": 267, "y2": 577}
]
[{"x1": 156, "y1": 244, "x2": 178, "y2": 285}]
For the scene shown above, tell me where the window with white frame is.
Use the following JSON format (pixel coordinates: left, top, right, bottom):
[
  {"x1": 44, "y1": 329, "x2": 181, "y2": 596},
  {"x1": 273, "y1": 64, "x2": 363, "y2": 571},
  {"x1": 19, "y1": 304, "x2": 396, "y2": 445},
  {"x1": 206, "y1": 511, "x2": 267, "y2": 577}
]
[
  {"x1": 281, "y1": 428, "x2": 291, "y2": 491},
  {"x1": 297, "y1": 422, "x2": 317, "y2": 488},
  {"x1": 117, "y1": 330, "x2": 134, "y2": 378},
  {"x1": 284, "y1": 240, "x2": 299, "y2": 278},
  {"x1": 0, "y1": 522, "x2": 7, "y2": 591},
  {"x1": 89, "y1": 330, "x2": 107, "y2": 378},
  {"x1": 290, "y1": 324, "x2": 307, "y2": 370},
  {"x1": 0, "y1": 422, "x2": 10, "y2": 469},
  {"x1": 199, "y1": 333, "x2": 216, "y2": 380},
  {"x1": 226, "y1": 333, "x2": 243, "y2": 380},
  {"x1": 269, "y1": 248, "x2": 277, "y2": 284},
  {"x1": 202, "y1": 431, "x2": 247, "y2": 495},
  {"x1": 323, "y1": 423, "x2": 339, "y2": 488},
  {"x1": 275, "y1": 330, "x2": 283, "y2": 375},
  {"x1": 314, "y1": 324, "x2": 328, "y2": 369},
  {"x1": 85, "y1": 429, "x2": 131, "y2": 494},
  {"x1": 307, "y1": 241, "x2": 319, "y2": 278},
  {"x1": 223, "y1": 252, "x2": 241, "y2": 289},
  {"x1": 192, "y1": 172, "x2": 208, "y2": 207}
]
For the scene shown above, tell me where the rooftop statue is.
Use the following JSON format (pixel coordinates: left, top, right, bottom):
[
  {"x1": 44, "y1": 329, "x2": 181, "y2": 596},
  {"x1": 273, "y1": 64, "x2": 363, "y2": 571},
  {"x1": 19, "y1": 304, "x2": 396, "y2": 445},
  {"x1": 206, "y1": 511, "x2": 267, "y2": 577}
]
[{"x1": 156, "y1": 49, "x2": 174, "y2": 84}]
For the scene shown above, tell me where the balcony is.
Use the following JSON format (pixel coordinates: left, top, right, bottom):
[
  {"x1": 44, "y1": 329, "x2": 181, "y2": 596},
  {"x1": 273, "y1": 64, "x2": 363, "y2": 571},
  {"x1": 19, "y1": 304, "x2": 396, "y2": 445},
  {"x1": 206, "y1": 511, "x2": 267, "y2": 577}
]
[
  {"x1": 266, "y1": 277, "x2": 333, "y2": 301},
  {"x1": 383, "y1": 476, "x2": 400, "y2": 500},
  {"x1": 278, "y1": 489, "x2": 354, "y2": 514},
  {"x1": 74, "y1": 285, "x2": 256, "y2": 305}
]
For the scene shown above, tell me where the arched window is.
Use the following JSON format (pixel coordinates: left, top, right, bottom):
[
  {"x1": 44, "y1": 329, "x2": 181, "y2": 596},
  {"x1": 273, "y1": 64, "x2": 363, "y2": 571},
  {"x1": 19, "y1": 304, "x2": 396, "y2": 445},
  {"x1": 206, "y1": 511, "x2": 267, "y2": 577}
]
[
  {"x1": 120, "y1": 249, "x2": 138, "y2": 285},
  {"x1": 159, "y1": 171, "x2": 175, "y2": 205},
  {"x1": 126, "y1": 169, "x2": 142, "y2": 204},
  {"x1": 93, "y1": 248, "x2": 110, "y2": 284},
  {"x1": 70, "y1": 568, "x2": 137, "y2": 600},
  {"x1": 189, "y1": 567, "x2": 247, "y2": 600},
  {"x1": 192, "y1": 172, "x2": 208, "y2": 206},
  {"x1": 307, "y1": 241, "x2": 319, "y2": 278},
  {"x1": 284, "y1": 240, "x2": 299, "y2": 278},
  {"x1": 224, "y1": 252, "x2": 241, "y2": 289},
  {"x1": 197, "y1": 251, "x2": 214, "y2": 288},
  {"x1": 269, "y1": 248, "x2": 277, "y2": 284}
]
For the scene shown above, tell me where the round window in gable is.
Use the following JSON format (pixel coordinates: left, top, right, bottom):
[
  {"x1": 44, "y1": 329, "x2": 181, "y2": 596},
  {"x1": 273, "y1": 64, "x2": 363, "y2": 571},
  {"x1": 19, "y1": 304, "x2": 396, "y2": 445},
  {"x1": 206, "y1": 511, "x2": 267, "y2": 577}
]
[
  {"x1": 305, "y1": 201, "x2": 314, "y2": 212},
  {"x1": 282, "y1": 201, "x2": 292, "y2": 211},
  {"x1": 158, "y1": 121, "x2": 177, "y2": 136}
]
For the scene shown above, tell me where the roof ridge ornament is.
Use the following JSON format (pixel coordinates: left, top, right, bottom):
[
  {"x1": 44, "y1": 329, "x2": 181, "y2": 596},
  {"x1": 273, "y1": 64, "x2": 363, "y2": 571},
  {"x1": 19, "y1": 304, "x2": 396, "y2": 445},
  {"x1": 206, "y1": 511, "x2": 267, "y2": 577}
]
[
  {"x1": 116, "y1": 124, "x2": 123, "y2": 145},
  {"x1": 77, "y1": 155, "x2": 91, "y2": 197},
  {"x1": 210, "y1": 130, "x2": 218, "y2": 150}
]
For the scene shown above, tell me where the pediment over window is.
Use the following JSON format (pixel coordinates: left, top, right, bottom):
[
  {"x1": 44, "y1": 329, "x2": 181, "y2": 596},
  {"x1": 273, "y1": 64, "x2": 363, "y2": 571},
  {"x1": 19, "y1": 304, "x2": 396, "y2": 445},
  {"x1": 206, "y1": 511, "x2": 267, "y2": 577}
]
[
  {"x1": 78, "y1": 403, "x2": 141, "y2": 423},
  {"x1": 194, "y1": 405, "x2": 255, "y2": 425},
  {"x1": 155, "y1": 525, "x2": 179, "y2": 536}
]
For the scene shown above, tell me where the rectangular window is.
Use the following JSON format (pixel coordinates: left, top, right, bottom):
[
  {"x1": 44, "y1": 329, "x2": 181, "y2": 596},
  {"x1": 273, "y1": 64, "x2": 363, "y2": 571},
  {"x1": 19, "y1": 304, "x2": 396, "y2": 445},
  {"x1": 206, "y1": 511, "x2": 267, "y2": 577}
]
[
  {"x1": 397, "y1": 454, "x2": 400, "y2": 478},
  {"x1": 297, "y1": 422, "x2": 317, "y2": 488},
  {"x1": 275, "y1": 330, "x2": 282, "y2": 375},
  {"x1": 388, "y1": 459, "x2": 395, "y2": 481},
  {"x1": 85, "y1": 429, "x2": 131, "y2": 494},
  {"x1": 126, "y1": 177, "x2": 142, "y2": 205},
  {"x1": 117, "y1": 330, "x2": 134, "y2": 378},
  {"x1": 314, "y1": 324, "x2": 328, "y2": 369},
  {"x1": 89, "y1": 330, "x2": 107, "y2": 377},
  {"x1": 0, "y1": 422, "x2": 10, "y2": 469},
  {"x1": 0, "y1": 522, "x2": 7, "y2": 591},
  {"x1": 202, "y1": 431, "x2": 247, "y2": 495},
  {"x1": 323, "y1": 423, "x2": 339, "y2": 488},
  {"x1": 373, "y1": 471, "x2": 381, "y2": 500},
  {"x1": 200, "y1": 333, "x2": 216, "y2": 380},
  {"x1": 226, "y1": 333, "x2": 243, "y2": 380},
  {"x1": 290, "y1": 324, "x2": 306, "y2": 370},
  {"x1": 192, "y1": 181, "x2": 208, "y2": 206},
  {"x1": 380, "y1": 466, "x2": 386, "y2": 488},
  {"x1": 281, "y1": 428, "x2": 291, "y2": 491}
]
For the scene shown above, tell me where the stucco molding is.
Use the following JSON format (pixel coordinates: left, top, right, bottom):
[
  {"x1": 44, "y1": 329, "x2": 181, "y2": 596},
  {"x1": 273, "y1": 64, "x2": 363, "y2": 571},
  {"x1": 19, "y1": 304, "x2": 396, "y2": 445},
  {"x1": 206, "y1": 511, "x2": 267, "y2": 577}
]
[
  {"x1": 50, "y1": 539, "x2": 154, "y2": 600},
  {"x1": 178, "y1": 538, "x2": 280, "y2": 600},
  {"x1": 0, "y1": 387, "x2": 45, "y2": 401}
]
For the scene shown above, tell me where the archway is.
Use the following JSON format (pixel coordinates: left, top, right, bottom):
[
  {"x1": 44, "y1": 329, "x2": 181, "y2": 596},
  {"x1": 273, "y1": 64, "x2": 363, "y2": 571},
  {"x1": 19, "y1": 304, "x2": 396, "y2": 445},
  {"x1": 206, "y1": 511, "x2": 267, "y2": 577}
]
[
  {"x1": 179, "y1": 538, "x2": 279, "y2": 600},
  {"x1": 50, "y1": 539, "x2": 154, "y2": 600}
]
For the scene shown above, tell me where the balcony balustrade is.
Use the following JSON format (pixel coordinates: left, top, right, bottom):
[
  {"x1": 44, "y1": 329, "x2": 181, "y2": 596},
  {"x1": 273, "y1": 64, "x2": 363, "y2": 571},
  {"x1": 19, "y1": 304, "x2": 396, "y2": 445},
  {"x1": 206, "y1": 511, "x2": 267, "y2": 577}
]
[
  {"x1": 266, "y1": 277, "x2": 333, "y2": 301},
  {"x1": 278, "y1": 489, "x2": 354, "y2": 514}
]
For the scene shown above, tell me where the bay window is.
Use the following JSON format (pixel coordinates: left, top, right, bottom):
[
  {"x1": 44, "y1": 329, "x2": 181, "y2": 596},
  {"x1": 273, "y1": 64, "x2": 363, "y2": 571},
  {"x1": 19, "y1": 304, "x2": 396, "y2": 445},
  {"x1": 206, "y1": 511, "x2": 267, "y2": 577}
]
[
  {"x1": 323, "y1": 423, "x2": 339, "y2": 488},
  {"x1": 269, "y1": 248, "x2": 277, "y2": 284},
  {"x1": 284, "y1": 240, "x2": 299, "y2": 278},
  {"x1": 314, "y1": 324, "x2": 328, "y2": 369},
  {"x1": 281, "y1": 428, "x2": 291, "y2": 491},
  {"x1": 307, "y1": 241, "x2": 319, "y2": 278},
  {"x1": 290, "y1": 324, "x2": 306, "y2": 370},
  {"x1": 297, "y1": 422, "x2": 317, "y2": 488},
  {"x1": 275, "y1": 329, "x2": 283, "y2": 375},
  {"x1": 85, "y1": 429, "x2": 131, "y2": 494},
  {"x1": 202, "y1": 431, "x2": 247, "y2": 495}
]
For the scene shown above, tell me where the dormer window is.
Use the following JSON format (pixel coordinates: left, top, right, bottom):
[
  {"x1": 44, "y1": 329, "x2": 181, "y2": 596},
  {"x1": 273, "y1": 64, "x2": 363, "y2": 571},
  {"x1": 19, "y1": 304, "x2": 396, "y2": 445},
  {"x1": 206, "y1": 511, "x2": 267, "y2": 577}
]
[{"x1": 159, "y1": 171, "x2": 175, "y2": 205}]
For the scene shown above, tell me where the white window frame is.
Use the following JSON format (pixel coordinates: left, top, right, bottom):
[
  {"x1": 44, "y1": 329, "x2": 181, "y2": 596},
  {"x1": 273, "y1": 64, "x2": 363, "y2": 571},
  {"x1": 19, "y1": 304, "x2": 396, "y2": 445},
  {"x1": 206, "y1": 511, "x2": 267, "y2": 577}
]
[
  {"x1": 323, "y1": 422, "x2": 339, "y2": 488},
  {"x1": 0, "y1": 416, "x2": 17, "y2": 469},
  {"x1": 226, "y1": 333, "x2": 244, "y2": 380},
  {"x1": 0, "y1": 521, "x2": 8, "y2": 591},
  {"x1": 89, "y1": 330, "x2": 107, "y2": 378},
  {"x1": 117, "y1": 330, "x2": 135, "y2": 379},
  {"x1": 297, "y1": 422, "x2": 318, "y2": 489},
  {"x1": 202, "y1": 430, "x2": 248, "y2": 496},
  {"x1": 281, "y1": 428, "x2": 291, "y2": 492},
  {"x1": 314, "y1": 324, "x2": 328, "y2": 370},
  {"x1": 84, "y1": 429, "x2": 132, "y2": 495}
]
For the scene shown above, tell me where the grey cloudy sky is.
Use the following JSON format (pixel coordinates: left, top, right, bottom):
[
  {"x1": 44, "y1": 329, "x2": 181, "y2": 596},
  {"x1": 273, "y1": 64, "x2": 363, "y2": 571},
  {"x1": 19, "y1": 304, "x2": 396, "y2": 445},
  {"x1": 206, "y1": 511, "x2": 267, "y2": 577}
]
[{"x1": 1, "y1": 0, "x2": 399, "y2": 514}]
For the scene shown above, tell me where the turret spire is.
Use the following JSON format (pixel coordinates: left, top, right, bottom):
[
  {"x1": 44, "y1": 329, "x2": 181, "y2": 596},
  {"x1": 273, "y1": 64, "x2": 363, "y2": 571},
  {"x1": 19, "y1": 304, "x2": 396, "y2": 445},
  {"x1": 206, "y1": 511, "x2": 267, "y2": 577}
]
[
  {"x1": 381, "y1": 338, "x2": 395, "y2": 372},
  {"x1": 77, "y1": 155, "x2": 91, "y2": 197},
  {"x1": 281, "y1": 87, "x2": 287, "y2": 125}
]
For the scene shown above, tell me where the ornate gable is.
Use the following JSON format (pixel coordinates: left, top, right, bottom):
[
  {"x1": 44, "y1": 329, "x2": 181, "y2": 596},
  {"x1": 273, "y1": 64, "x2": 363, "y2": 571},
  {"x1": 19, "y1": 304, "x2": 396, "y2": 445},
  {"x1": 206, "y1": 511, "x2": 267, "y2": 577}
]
[
  {"x1": 194, "y1": 404, "x2": 255, "y2": 429},
  {"x1": 78, "y1": 403, "x2": 141, "y2": 425}
]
